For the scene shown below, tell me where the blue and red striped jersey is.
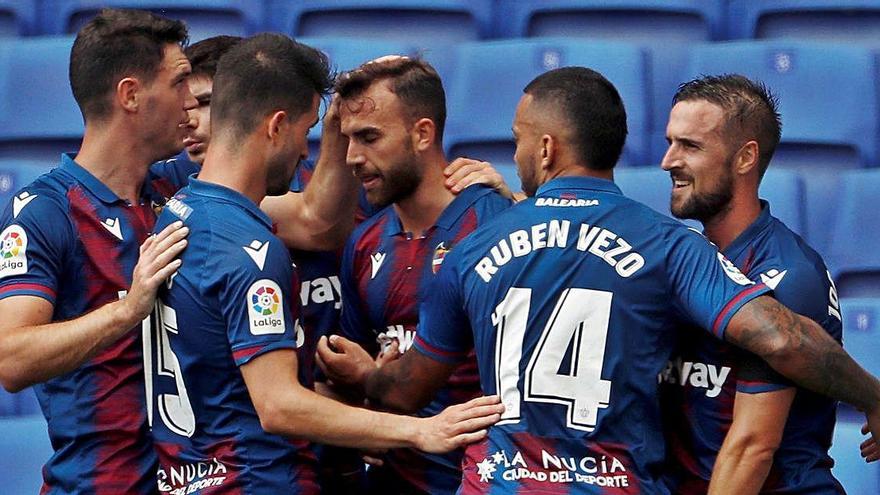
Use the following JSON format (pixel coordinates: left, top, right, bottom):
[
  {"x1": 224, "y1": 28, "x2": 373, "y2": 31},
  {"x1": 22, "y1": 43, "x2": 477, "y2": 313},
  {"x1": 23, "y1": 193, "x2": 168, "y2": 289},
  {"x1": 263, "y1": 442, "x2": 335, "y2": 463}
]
[
  {"x1": 150, "y1": 177, "x2": 318, "y2": 494},
  {"x1": 413, "y1": 177, "x2": 770, "y2": 494},
  {"x1": 0, "y1": 153, "x2": 198, "y2": 494},
  {"x1": 339, "y1": 184, "x2": 512, "y2": 494},
  {"x1": 661, "y1": 201, "x2": 844, "y2": 494}
]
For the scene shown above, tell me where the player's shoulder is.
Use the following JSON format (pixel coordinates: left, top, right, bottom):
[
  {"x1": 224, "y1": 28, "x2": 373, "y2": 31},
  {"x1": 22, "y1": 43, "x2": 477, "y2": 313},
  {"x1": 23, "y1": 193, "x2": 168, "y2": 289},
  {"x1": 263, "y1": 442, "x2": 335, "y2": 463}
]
[
  {"x1": 753, "y1": 217, "x2": 830, "y2": 286},
  {"x1": 1, "y1": 170, "x2": 75, "y2": 226},
  {"x1": 348, "y1": 205, "x2": 393, "y2": 245}
]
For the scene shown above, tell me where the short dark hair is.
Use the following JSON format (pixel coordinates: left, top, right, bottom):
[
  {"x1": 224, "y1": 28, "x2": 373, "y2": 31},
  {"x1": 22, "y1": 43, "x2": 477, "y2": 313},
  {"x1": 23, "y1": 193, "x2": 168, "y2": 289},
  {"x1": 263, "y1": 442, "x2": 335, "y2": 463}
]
[
  {"x1": 673, "y1": 74, "x2": 782, "y2": 177},
  {"x1": 70, "y1": 8, "x2": 188, "y2": 122},
  {"x1": 211, "y1": 33, "x2": 332, "y2": 142},
  {"x1": 524, "y1": 67, "x2": 627, "y2": 171},
  {"x1": 335, "y1": 57, "x2": 446, "y2": 144},
  {"x1": 185, "y1": 35, "x2": 242, "y2": 79}
]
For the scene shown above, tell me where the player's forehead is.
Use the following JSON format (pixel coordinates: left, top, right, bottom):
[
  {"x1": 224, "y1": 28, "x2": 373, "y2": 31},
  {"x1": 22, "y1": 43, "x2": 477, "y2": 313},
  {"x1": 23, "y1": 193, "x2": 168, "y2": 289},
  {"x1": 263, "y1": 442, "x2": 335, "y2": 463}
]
[
  {"x1": 339, "y1": 80, "x2": 405, "y2": 132},
  {"x1": 667, "y1": 99, "x2": 726, "y2": 137},
  {"x1": 161, "y1": 43, "x2": 192, "y2": 79},
  {"x1": 187, "y1": 75, "x2": 213, "y2": 97}
]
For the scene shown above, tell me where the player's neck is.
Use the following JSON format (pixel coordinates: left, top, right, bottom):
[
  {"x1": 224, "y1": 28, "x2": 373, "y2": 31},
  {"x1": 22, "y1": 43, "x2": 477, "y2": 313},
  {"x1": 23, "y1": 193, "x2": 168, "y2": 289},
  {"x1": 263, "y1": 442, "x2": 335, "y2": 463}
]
[
  {"x1": 198, "y1": 145, "x2": 267, "y2": 206},
  {"x1": 75, "y1": 125, "x2": 154, "y2": 204},
  {"x1": 702, "y1": 194, "x2": 762, "y2": 251},
  {"x1": 393, "y1": 159, "x2": 454, "y2": 236}
]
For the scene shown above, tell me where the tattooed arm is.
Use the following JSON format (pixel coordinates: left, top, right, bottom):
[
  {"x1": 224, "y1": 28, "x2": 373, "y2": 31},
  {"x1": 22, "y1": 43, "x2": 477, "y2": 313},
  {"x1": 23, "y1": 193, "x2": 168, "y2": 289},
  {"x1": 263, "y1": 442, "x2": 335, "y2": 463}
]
[
  {"x1": 725, "y1": 295, "x2": 880, "y2": 451},
  {"x1": 317, "y1": 334, "x2": 456, "y2": 413}
]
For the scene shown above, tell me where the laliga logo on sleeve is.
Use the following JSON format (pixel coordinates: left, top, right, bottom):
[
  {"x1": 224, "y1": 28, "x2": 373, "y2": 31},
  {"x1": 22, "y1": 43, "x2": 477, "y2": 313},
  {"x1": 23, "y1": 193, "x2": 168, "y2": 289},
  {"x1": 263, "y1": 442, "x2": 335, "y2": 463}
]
[
  {"x1": 717, "y1": 253, "x2": 754, "y2": 286},
  {"x1": 247, "y1": 279, "x2": 286, "y2": 335},
  {"x1": 0, "y1": 225, "x2": 28, "y2": 279}
]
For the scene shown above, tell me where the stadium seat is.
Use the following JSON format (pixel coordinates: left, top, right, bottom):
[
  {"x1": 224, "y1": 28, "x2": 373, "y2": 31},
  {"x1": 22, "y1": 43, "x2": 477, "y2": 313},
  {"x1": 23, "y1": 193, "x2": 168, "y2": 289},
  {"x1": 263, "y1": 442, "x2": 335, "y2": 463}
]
[
  {"x1": 684, "y1": 41, "x2": 879, "y2": 169},
  {"x1": 497, "y1": 0, "x2": 727, "y2": 42},
  {"x1": 0, "y1": 415, "x2": 52, "y2": 494},
  {"x1": 0, "y1": 160, "x2": 56, "y2": 214},
  {"x1": 828, "y1": 171, "x2": 880, "y2": 296},
  {"x1": 759, "y1": 168, "x2": 806, "y2": 238},
  {"x1": 0, "y1": 387, "x2": 41, "y2": 417},
  {"x1": 0, "y1": 0, "x2": 36, "y2": 36},
  {"x1": 840, "y1": 298, "x2": 880, "y2": 376},
  {"x1": 728, "y1": 0, "x2": 880, "y2": 43},
  {"x1": 296, "y1": 37, "x2": 416, "y2": 155},
  {"x1": 0, "y1": 36, "x2": 82, "y2": 166},
  {"x1": 38, "y1": 0, "x2": 263, "y2": 40},
  {"x1": 831, "y1": 411, "x2": 880, "y2": 495},
  {"x1": 444, "y1": 39, "x2": 651, "y2": 171},
  {"x1": 268, "y1": 0, "x2": 493, "y2": 44}
]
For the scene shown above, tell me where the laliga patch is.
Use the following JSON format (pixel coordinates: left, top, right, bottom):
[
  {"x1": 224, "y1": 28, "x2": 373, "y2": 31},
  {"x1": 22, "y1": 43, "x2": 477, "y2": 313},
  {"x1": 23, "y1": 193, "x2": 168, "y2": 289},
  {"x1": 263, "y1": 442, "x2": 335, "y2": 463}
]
[
  {"x1": 247, "y1": 279, "x2": 286, "y2": 335},
  {"x1": 432, "y1": 241, "x2": 452, "y2": 274},
  {"x1": 717, "y1": 253, "x2": 753, "y2": 286},
  {"x1": 0, "y1": 224, "x2": 28, "y2": 279}
]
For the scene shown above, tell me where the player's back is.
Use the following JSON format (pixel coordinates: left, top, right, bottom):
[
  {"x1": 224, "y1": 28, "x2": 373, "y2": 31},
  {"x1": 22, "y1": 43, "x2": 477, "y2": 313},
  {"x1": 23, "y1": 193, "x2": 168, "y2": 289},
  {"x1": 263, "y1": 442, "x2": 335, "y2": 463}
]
[
  {"x1": 416, "y1": 176, "x2": 770, "y2": 494},
  {"x1": 150, "y1": 178, "x2": 317, "y2": 494}
]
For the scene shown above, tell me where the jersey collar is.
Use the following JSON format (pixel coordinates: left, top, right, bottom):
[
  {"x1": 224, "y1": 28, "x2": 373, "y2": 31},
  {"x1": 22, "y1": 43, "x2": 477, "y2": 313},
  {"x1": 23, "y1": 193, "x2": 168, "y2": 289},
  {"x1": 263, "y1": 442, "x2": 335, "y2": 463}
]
[
  {"x1": 60, "y1": 153, "x2": 124, "y2": 204},
  {"x1": 536, "y1": 176, "x2": 623, "y2": 196},
  {"x1": 383, "y1": 184, "x2": 495, "y2": 237},
  {"x1": 187, "y1": 177, "x2": 273, "y2": 229},
  {"x1": 722, "y1": 200, "x2": 773, "y2": 260}
]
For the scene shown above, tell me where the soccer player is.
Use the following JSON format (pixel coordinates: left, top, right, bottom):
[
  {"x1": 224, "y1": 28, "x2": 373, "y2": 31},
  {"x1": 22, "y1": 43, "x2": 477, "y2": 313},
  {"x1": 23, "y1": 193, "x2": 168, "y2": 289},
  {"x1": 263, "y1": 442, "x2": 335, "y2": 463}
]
[
  {"x1": 327, "y1": 56, "x2": 512, "y2": 494},
  {"x1": 150, "y1": 34, "x2": 503, "y2": 494},
  {"x1": 0, "y1": 9, "x2": 195, "y2": 493},
  {"x1": 318, "y1": 66, "x2": 880, "y2": 494},
  {"x1": 658, "y1": 75, "x2": 847, "y2": 494}
]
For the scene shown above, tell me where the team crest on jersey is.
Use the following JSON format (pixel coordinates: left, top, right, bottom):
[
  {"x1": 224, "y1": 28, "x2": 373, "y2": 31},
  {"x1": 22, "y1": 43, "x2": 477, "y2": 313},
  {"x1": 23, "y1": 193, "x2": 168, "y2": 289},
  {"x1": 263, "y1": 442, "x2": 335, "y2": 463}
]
[
  {"x1": 247, "y1": 279, "x2": 285, "y2": 335},
  {"x1": 716, "y1": 253, "x2": 753, "y2": 286},
  {"x1": 432, "y1": 241, "x2": 453, "y2": 274},
  {"x1": 0, "y1": 225, "x2": 27, "y2": 279}
]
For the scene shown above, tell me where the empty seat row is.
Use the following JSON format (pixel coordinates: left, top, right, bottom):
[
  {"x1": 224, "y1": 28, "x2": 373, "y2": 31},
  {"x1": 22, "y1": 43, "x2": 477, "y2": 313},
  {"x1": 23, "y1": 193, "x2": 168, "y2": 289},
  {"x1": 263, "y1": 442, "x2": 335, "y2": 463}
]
[
  {"x1": 6, "y1": 1, "x2": 880, "y2": 44},
  {"x1": 2, "y1": 36, "x2": 879, "y2": 171}
]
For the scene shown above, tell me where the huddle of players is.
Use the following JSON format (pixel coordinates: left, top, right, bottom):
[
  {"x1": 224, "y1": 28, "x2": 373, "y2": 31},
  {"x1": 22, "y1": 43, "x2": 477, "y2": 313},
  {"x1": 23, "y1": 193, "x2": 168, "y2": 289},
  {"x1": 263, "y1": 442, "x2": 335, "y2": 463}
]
[{"x1": 0, "y1": 7, "x2": 878, "y2": 495}]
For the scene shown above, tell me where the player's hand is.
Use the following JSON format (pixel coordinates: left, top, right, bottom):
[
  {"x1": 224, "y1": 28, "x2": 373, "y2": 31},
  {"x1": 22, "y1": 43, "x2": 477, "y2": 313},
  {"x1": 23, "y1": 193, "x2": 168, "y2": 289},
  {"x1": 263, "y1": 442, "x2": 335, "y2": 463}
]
[
  {"x1": 860, "y1": 413, "x2": 880, "y2": 462},
  {"x1": 414, "y1": 395, "x2": 503, "y2": 454},
  {"x1": 444, "y1": 157, "x2": 514, "y2": 199},
  {"x1": 123, "y1": 222, "x2": 188, "y2": 321},
  {"x1": 375, "y1": 338, "x2": 401, "y2": 368},
  {"x1": 316, "y1": 335, "x2": 375, "y2": 392}
]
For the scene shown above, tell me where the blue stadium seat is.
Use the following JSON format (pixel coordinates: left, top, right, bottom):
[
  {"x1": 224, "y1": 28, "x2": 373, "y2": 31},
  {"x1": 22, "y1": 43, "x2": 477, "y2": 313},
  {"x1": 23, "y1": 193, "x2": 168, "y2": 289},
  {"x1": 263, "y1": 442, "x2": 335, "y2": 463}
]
[
  {"x1": 0, "y1": 415, "x2": 52, "y2": 494},
  {"x1": 444, "y1": 39, "x2": 651, "y2": 171},
  {"x1": 828, "y1": 171, "x2": 880, "y2": 296},
  {"x1": 840, "y1": 298, "x2": 880, "y2": 377},
  {"x1": 0, "y1": 1, "x2": 36, "y2": 36},
  {"x1": 685, "y1": 41, "x2": 879, "y2": 169},
  {"x1": 268, "y1": 0, "x2": 493, "y2": 44},
  {"x1": 297, "y1": 37, "x2": 416, "y2": 155},
  {"x1": 0, "y1": 36, "x2": 82, "y2": 166},
  {"x1": 831, "y1": 410, "x2": 880, "y2": 495},
  {"x1": 0, "y1": 160, "x2": 56, "y2": 214},
  {"x1": 38, "y1": 0, "x2": 263, "y2": 40},
  {"x1": 0, "y1": 387, "x2": 41, "y2": 417},
  {"x1": 497, "y1": 0, "x2": 727, "y2": 42},
  {"x1": 759, "y1": 168, "x2": 806, "y2": 238},
  {"x1": 728, "y1": 0, "x2": 880, "y2": 43}
]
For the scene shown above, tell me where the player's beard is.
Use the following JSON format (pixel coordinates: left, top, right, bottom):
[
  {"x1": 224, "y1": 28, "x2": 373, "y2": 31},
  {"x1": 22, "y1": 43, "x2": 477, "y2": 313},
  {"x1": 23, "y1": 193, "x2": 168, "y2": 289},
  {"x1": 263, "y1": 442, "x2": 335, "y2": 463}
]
[
  {"x1": 517, "y1": 154, "x2": 540, "y2": 198},
  {"x1": 266, "y1": 154, "x2": 298, "y2": 197},
  {"x1": 670, "y1": 155, "x2": 735, "y2": 223},
  {"x1": 363, "y1": 144, "x2": 423, "y2": 208}
]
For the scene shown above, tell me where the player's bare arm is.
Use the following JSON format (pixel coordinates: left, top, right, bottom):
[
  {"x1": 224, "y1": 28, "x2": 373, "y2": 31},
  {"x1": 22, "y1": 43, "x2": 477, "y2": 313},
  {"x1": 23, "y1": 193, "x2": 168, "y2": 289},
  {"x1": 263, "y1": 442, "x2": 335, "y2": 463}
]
[
  {"x1": 242, "y1": 348, "x2": 501, "y2": 452},
  {"x1": 316, "y1": 334, "x2": 456, "y2": 413},
  {"x1": 443, "y1": 157, "x2": 527, "y2": 202},
  {"x1": 261, "y1": 95, "x2": 358, "y2": 251},
  {"x1": 0, "y1": 222, "x2": 188, "y2": 391},
  {"x1": 726, "y1": 294, "x2": 880, "y2": 458},
  {"x1": 708, "y1": 388, "x2": 796, "y2": 494}
]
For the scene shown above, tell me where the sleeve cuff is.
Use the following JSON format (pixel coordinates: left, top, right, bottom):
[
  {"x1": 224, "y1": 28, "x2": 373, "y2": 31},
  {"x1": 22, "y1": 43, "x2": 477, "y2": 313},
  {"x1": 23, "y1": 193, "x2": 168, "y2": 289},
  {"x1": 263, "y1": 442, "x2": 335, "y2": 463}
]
[
  {"x1": 0, "y1": 283, "x2": 56, "y2": 304},
  {"x1": 412, "y1": 334, "x2": 469, "y2": 365},
  {"x1": 711, "y1": 283, "x2": 772, "y2": 339},
  {"x1": 232, "y1": 341, "x2": 298, "y2": 366},
  {"x1": 736, "y1": 380, "x2": 793, "y2": 394}
]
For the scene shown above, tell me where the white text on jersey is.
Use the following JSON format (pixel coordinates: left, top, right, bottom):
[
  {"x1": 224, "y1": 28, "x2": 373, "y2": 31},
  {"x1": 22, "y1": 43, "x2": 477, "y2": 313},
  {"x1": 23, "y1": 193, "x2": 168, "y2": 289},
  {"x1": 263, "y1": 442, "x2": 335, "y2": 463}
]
[
  {"x1": 659, "y1": 357, "x2": 731, "y2": 398},
  {"x1": 299, "y1": 276, "x2": 342, "y2": 309}
]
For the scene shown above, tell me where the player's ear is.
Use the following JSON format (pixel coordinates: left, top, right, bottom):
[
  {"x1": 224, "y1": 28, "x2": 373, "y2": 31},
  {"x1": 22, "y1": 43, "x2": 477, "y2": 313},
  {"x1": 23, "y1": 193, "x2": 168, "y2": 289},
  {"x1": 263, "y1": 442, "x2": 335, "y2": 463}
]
[
  {"x1": 412, "y1": 118, "x2": 435, "y2": 152},
  {"x1": 266, "y1": 110, "x2": 288, "y2": 143},
  {"x1": 117, "y1": 77, "x2": 140, "y2": 113},
  {"x1": 540, "y1": 134, "x2": 555, "y2": 170},
  {"x1": 734, "y1": 140, "x2": 760, "y2": 176}
]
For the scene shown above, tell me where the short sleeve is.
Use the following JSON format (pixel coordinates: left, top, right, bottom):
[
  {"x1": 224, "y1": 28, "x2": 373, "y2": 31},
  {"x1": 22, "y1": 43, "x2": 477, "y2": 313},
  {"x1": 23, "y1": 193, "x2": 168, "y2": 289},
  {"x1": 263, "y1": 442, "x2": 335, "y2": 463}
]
[
  {"x1": 735, "y1": 347, "x2": 792, "y2": 394},
  {"x1": 665, "y1": 228, "x2": 771, "y2": 339},
  {"x1": 412, "y1": 247, "x2": 473, "y2": 365},
  {"x1": 337, "y1": 234, "x2": 377, "y2": 352},
  {"x1": 756, "y1": 262, "x2": 830, "y2": 328},
  {"x1": 217, "y1": 236, "x2": 301, "y2": 366},
  {"x1": 0, "y1": 191, "x2": 72, "y2": 304}
]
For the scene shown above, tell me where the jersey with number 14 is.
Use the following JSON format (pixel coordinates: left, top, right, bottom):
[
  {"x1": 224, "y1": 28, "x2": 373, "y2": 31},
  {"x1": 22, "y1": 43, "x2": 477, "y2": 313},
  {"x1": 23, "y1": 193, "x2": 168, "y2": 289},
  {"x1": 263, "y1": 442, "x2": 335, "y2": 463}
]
[
  {"x1": 414, "y1": 177, "x2": 771, "y2": 494},
  {"x1": 150, "y1": 178, "x2": 317, "y2": 495}
]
